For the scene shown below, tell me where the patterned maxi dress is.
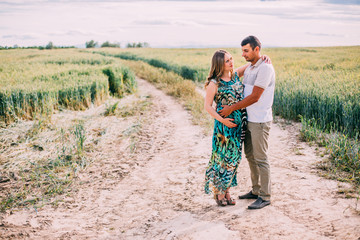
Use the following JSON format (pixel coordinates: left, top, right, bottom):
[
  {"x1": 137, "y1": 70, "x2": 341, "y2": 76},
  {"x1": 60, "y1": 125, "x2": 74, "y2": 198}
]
[{"x1": 205, "y1": 72, "x2": 247, "y2": 195}]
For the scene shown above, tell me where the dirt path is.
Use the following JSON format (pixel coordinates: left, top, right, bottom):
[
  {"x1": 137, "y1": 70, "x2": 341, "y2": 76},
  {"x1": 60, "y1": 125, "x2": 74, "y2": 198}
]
[{"x1": 1, "y1": 78, "x2": 360, "y2": 240}]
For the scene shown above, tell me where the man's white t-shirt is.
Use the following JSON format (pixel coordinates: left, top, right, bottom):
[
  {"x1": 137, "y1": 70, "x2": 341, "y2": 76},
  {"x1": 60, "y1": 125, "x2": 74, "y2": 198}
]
[{"x1": 243, "y1": 58, "x2": 275, "y2": 123}]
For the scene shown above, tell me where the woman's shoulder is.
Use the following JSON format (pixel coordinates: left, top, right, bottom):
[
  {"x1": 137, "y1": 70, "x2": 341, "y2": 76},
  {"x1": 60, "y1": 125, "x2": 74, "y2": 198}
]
[{"x1": 210, "y1": 78, "x2": 219, "y2": 85}]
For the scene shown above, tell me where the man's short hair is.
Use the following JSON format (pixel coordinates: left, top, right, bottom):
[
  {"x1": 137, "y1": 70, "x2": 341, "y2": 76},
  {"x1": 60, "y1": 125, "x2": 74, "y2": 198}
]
[{"x1": 241, "y1": 36, "x2": 261, "y2": 50}]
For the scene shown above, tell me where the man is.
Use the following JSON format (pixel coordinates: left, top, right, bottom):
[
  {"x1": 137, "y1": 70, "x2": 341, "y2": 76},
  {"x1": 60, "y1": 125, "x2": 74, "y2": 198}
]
[{"x1": 219, "y1": 35, "x2": 275, "y2": 209}]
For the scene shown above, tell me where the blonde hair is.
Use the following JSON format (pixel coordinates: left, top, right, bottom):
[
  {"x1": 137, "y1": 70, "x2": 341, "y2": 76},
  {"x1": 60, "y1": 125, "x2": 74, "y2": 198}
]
[{"x1": 205, "y1": 49, "x2": 234, "y2": 88}]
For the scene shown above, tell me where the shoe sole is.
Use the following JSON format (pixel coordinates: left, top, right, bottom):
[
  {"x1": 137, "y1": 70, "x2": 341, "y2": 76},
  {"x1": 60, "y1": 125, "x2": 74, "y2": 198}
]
[
  {"x1": 248, "y1": 202, "x2": 271, "y2": 209},
  {"x1": 239, "y1": 196, "x2": 258, "y2": 199}
]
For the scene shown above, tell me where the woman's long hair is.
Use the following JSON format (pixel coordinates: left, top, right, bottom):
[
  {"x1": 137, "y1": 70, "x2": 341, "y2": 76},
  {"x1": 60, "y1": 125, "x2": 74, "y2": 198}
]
[{"x1": 205, "y1": 49, "x2": 233, "y2": 88}]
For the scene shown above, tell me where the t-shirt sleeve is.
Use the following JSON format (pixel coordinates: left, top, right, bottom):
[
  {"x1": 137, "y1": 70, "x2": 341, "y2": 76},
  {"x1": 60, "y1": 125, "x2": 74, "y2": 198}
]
[{"x1": 254, "y1": 65, "x2": 274, "y2": 89}]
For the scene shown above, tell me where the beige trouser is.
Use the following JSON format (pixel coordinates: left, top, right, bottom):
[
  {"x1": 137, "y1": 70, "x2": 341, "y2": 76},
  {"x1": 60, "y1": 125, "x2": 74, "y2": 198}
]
[{"x1": 244, "y1": 121, "x2": 271, "y2": 201}]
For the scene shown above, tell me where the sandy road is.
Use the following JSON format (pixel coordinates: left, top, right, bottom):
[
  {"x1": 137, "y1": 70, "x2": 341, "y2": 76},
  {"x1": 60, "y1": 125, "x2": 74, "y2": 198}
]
[{"x1": 1, "y1": 77, "x2": 359, "y2": 240}]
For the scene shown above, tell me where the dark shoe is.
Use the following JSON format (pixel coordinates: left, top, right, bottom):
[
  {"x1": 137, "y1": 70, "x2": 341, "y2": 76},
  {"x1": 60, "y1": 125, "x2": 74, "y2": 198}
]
[
  {"x1": 238, "y1": 191, "x2": 258, "y2": 199},
  {"x1": 248, "y1": 197, "x2": 270, "y2": 209}
]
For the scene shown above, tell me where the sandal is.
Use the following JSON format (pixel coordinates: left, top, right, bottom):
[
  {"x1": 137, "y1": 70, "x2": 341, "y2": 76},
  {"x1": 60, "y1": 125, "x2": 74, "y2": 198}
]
[
  {"x1": 225, "y1": 191, "x2": 236, "y2": 205},
  {"x1": 215, "y1": 194, "x2": 227, "y2": 206}
]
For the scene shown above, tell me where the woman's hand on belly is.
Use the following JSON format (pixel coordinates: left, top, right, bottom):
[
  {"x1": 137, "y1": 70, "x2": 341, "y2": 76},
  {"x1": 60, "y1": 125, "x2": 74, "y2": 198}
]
[{"x1": 221, "y1": 118, "x2": 237, "y2": 128}]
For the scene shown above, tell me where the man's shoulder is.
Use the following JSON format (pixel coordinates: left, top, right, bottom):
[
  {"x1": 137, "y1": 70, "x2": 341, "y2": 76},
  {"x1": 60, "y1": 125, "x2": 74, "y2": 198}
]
[
  {"x1": 259, "y1": 61, "x2": 274, "y2": 71},
  {"x1": 258, "y1": 62, "x2": 275, "y2": 77}
]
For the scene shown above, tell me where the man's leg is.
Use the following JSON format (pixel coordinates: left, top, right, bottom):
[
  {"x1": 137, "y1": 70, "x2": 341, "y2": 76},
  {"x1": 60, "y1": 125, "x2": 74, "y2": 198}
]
[
  {"x1": 244, "y1": 125, "x2": 260, "y2": 196},
  {"x1": 248, "y1": 121, "x2": 271, "y2": 201}
]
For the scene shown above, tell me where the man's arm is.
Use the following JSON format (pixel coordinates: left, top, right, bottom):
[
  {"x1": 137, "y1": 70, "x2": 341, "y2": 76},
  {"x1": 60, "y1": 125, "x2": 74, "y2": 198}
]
[{"x1": 219, "y1": 86, "x2": 264, "y2": 117}]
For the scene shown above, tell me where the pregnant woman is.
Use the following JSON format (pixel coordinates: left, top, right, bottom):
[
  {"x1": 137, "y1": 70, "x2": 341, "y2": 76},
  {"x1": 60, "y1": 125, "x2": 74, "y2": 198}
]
[{"x1": 204, "y1": 49, "x2": 248, "y2": 206}]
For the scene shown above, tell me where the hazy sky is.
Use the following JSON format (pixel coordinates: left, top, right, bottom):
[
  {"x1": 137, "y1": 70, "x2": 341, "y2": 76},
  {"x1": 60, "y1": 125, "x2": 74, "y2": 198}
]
[{"x1": 1, "y1": 0, "x2": 360, "y2": 48}]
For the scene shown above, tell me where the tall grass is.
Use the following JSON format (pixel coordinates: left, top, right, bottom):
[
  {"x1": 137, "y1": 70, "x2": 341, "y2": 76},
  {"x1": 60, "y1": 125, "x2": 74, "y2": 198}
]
[
  {"x1": 274, "y1": 68, "x2": 360, "y2": 139},
  {"x1": 0, "y1": 90, "x2": 55, "y2": 124},
  {"x1": 300, "y1": 117, "x2": 360, "y2": 185},
  {"x1": 0, "y1": 49, "x2": 137, "y2": 124},
  {"x1": 102, "y1": 66, "x2": 137, "y2": 97},
  {"x1": 95, "y1": 51, "x2": 207, "y2": 82},
  {"x1": 0, "y1": 69, "x2": 109, "y2": 123}
]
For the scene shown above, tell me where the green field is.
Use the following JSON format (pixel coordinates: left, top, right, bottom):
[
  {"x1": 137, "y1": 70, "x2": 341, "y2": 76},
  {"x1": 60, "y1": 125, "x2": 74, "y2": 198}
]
[
  {"x1": 0, "y1": 49, "x2": 136, "y2": 124},
  {"x1": 1, "y1": 46, "x2": 359, "y2": 187},
  {"x1": 2, "y1": 46, "x2": 359, "y2": 138}
]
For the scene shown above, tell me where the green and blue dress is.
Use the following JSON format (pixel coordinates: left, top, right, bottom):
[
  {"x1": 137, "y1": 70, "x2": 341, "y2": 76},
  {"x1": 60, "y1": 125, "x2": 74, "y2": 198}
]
[{"x1": 205, "y1": 72, "x2": 247, "y2": 195}]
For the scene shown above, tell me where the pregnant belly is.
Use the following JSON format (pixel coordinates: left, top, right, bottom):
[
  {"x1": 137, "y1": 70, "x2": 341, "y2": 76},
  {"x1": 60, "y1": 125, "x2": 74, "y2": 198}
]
[{"x1": 217, "y1": 107, "x2": 243, "y2": 125}]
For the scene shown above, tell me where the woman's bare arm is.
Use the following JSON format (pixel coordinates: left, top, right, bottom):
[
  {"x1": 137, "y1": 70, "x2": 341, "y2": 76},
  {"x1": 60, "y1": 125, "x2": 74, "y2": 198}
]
[
  {"x1": 235, "y1": 63, "x2": 250, "y2": 77},
  {"x1": 204, "y1": 82, "x2": 237, "y2": 128}
]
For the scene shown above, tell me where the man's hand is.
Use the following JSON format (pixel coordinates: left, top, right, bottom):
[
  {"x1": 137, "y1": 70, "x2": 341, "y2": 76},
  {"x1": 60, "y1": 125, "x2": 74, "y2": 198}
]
[{"x1": 219, "y1": 105, "x2": 233, "y2": 117}]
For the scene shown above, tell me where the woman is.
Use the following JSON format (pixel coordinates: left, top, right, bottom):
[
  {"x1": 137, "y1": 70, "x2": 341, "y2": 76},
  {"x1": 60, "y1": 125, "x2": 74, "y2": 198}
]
[{"x1": 204, "y1": 50, "x2": 269, "y2": 206}]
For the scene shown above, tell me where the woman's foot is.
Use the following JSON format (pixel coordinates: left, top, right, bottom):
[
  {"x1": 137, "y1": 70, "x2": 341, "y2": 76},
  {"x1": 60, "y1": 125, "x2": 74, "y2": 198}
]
[
  {"x1": 215, "y1": 194, "x2": 227, "y2": 206},
  {"x1": 225, "y1": 192, "x2": 236, "y2": 205}
]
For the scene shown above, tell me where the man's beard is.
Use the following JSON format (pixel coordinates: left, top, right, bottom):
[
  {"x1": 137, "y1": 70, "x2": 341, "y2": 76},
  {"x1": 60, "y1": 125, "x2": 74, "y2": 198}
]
[{"x1": 245, "y1": 57, "x2": 253, "y2": 62}]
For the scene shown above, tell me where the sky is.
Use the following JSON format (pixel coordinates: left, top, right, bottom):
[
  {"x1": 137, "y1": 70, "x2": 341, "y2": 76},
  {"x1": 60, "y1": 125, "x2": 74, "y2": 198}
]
[{"x1": 0, "y1": 0, "x2": 360, "y2": 48}]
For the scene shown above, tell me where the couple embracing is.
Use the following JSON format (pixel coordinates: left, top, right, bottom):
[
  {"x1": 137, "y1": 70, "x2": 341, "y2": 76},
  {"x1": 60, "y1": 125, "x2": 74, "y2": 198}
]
[{"x1": 204, "y1": 36, "x2": 275, "y2": 210}]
